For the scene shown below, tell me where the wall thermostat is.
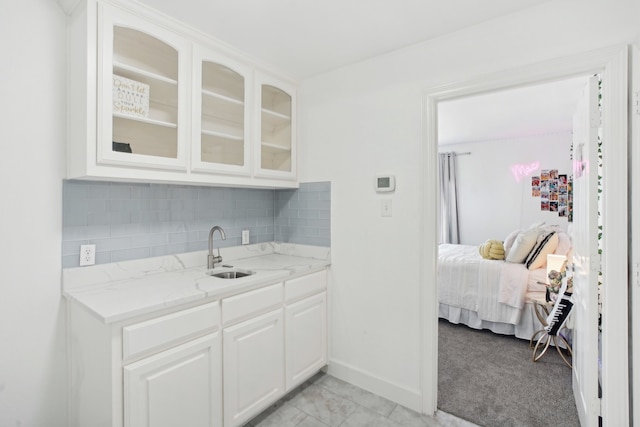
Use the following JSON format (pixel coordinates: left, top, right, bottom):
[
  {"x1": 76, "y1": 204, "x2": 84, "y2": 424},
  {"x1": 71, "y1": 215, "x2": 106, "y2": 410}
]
[{"x1": 375, "y1": 175, "x2": 396, "y2": 193}]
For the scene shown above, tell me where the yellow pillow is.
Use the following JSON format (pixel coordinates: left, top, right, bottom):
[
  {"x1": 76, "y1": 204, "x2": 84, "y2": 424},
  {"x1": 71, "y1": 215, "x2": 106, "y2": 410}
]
[{"x1": 479, "y1": 239, "x2": 505, "y2": 260}]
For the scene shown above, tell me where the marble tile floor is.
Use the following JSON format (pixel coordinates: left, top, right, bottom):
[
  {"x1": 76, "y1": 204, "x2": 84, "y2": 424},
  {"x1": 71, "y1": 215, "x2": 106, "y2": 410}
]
[{"x1": 244, "y1": 372, "x2": 479, "y2": 427}]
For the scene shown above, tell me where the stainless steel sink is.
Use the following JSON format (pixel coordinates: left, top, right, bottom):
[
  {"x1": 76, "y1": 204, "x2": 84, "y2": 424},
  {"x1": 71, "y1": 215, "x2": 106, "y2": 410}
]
[{"x1": 207, "y1": 269, "x2": 254, "y2": 279}]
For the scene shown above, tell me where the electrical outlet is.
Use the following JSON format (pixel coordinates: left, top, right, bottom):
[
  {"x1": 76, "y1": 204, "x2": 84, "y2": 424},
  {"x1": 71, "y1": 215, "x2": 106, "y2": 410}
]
[
  {"x1": 79, "y1": 244, "x2": 96, "y2": 266},
  {"x1": 242, "y1": 229, "x2": 250, "y2": 245}
]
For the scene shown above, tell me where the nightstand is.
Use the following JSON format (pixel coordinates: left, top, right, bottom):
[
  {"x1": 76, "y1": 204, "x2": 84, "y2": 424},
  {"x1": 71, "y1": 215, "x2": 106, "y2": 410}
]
[{"x1": 529, "y1": 296, "x2": 573, "y2": 368}]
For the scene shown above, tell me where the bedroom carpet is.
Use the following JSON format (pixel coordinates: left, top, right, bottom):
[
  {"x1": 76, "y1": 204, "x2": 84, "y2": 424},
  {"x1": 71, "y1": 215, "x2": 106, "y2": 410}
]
[{"x1": 438, "y1": 319, "x2": 580, "y2": 427}]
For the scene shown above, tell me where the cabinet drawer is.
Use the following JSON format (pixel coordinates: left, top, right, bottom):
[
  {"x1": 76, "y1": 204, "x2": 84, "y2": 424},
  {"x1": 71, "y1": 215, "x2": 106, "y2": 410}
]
[
  {"x1": 123, "y1": 301, "x2": 220, "y2": 361},
  {"x1": 285, "y1": 270, "x2": 327, "y2": 303},
  {"x1": 222, "y1": 283, "x2": 283, "y2": 326}
]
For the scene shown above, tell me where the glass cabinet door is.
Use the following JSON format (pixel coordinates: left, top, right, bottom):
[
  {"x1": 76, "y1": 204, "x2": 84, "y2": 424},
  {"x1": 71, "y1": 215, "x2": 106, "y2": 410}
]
[
  {"x1": 98, "y1": 5, "x2": 189, "y2": 170},
  {"x1": 255, "y1": 73, "x2": 296, "y2": 179},
  {"x1": 191, "y1": 46, "x2": 251, "y2": 175}
]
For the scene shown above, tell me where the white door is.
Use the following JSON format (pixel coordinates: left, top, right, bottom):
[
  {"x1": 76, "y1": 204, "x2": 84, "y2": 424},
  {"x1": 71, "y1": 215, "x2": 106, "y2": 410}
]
[
  {"x1": 285, "y1": 292, "x2": 327, "y2": 391},
  {"x1": 223, "y1": 309, "x2": 285, "y2": 427},
  {"x1": 124, "y1": 333, "x2": 223, "y2": 427},
  {"x1": 571, "y1": 75, "x2": 600, "y2": 426}
]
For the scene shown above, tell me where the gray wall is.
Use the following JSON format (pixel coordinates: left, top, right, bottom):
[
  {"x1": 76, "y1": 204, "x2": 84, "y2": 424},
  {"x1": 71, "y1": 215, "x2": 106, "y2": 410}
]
[
  {"x1": 62, "y1": 181, "x2": 331, "y2": 267},
  {"x1": 275, "y1": 181, "x2": 331, "y2": 247}
]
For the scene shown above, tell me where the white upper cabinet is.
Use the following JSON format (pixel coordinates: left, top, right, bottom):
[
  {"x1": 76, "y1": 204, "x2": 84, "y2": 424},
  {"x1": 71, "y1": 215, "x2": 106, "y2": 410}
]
[
  {"x1": 67, "y1": 0, "x2": 298, "y2": 188},
  {"x1": 99, "y1": 4, "x2": 190, "y2": 170},
  {"x1": 191, "y1": 46, "x2": 252, "y2": 176},
  {"x1": 255, "y1": 72, "x2": 297, "y2": 180}
]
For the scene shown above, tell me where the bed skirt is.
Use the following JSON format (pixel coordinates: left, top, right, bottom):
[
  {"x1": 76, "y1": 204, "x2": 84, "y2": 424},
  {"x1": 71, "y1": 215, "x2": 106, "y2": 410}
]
[{"x1": 438, "y1": 301, "x2": 544, "y2": 341}]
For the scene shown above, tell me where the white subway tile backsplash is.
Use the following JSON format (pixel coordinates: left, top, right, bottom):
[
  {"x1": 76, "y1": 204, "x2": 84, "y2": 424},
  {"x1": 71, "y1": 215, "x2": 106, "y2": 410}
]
[{"x1": 62, "y1": 181, "x2": 330, "y2": 268}]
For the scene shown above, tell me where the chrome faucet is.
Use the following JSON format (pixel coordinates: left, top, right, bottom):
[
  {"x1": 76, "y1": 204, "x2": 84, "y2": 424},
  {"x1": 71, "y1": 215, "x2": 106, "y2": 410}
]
[{"x1": 207, "y1": 226, "x2": 227, "y2": 269}]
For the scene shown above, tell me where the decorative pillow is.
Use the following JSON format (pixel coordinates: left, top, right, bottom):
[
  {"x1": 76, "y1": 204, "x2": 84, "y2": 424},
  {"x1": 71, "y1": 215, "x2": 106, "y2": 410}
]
[
  {"x1": 528, "y1": 221, "x2": 546, "y2": 231},
  {"x1": 541, "y1": 224, "x2": 560, "y2": 233},
  {"x1": 505, "y1": 227, "x2": 539, "y2": 263},
  {"x1": 478, "y1": 239, "x2": 505, "y2": 260},
  {"x1": 525, "y1": 231, "x2": 559, "y2": 270},
  {"x1": 503, "y1": 229, "x2": 520, "y2": 258},
  {"x1": 554, "y1": 232, "x2": 572, "y2": 256}
]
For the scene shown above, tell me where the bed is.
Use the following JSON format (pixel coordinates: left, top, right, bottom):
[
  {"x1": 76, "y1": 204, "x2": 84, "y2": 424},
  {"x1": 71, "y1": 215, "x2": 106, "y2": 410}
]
[{"x1": 438, "y1": 225, "x2": 572, "y2": 340}]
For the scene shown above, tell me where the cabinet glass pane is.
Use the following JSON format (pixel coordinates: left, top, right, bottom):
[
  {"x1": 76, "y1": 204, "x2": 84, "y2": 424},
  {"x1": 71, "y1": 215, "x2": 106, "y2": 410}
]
[
  {"x1": 201, "y1": 62, "x2": 245, "y2": 166},
  {"x1": 261, "y1": 85, "x2": 291, "y2": 172},
  {"x1": 111, "y1": 26, "x2": 179, "y2": 159}
]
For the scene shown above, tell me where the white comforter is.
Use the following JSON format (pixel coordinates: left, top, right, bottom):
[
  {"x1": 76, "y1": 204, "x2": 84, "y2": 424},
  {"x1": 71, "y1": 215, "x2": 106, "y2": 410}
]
[{"x1": 438, "y1": 244, "x2": 536, "y2": 325}]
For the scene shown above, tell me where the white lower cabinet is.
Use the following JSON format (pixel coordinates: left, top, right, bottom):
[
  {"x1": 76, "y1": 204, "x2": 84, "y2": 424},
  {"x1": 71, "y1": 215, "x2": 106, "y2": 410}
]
[
  {"x1": 220, "y1": 271, "x2": 328, "y2": 427},
  {"x1": 223, "y1": 309, "x2": 285, "y2": 427},
  {"x1": 67, "y1": 269, "x2": 328, "y2": 427},
  {"x1": 124, "y1": 333, "x2": 222, "y2": 427},
  {"x1": 68, "y1": 300, "x2": 222, "y2": 427},
  {"x1": 285, "y1": 292, "x2": 327, "y2": 391}
]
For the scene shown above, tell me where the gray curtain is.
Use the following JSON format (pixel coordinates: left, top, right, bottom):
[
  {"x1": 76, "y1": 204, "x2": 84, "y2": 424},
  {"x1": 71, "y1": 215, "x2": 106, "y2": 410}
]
[{"x1": 438, "y1": 153, "x2": 460, "y2": 244}]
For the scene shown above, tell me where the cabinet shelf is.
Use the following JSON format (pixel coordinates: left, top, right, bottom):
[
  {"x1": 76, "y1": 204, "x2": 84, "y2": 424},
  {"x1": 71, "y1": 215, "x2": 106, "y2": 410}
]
[
  {"x1": 202, "y1": 61, "x2": 244, "y2": 102},
  {"x1": 202, "y1": 129, "x2": 243, "y2": 141},
  {"x1": 113, "y1": 111, "x2": 177, "y2": 128},
  {"x1": 113, "y1": 25, "x2": 179, "y2": 84},
  {"x1": 262, "y1": 142, "x2": 291, "y2": 152},
  {"x1": 262, "y1": 108, "x2": 290, "y2": 121},
  {"x1": 114, "y1": 61, "x2": 178, "y2": 86},
  {"x1": 112, "y1": 116, "x2": 178, "y2": 158},
  {"x1": 202, "y1": 89, "x2": 243, "y2": 106},
  {"x1": 202, "y1": 95, "x2": 244, "y2": 125},
  {"x1": 261, "y1": 109, "x2": 291, "y2": 134}
]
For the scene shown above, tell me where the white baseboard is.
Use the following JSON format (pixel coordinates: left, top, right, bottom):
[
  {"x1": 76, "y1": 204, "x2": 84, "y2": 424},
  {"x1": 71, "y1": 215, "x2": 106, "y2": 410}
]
[{"x1": 326, "y1": 358, "x2": 422, "y2": 412}]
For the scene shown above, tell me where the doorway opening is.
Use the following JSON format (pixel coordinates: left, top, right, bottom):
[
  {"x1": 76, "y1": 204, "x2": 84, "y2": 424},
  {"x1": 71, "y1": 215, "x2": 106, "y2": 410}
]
[
  {"x1": 434, "y1": 75, "x2": 589, "y2": 426},
  {"x1": 420, "y1": 46, "x2": 629, "y2": 426}
]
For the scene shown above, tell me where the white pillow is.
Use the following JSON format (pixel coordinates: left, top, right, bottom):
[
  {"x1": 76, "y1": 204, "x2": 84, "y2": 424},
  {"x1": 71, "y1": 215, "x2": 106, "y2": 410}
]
[
  {"x1": 505, "y1": 227, "x2": 539, "y2": 263},
  {"x1": 541, "y1": 224, "x2": 560, "y2": 233},
  {"x1": 528, "y1": 221, "x2": 546, "y2": 231},
  {"x1": 503, "y1": 229, "x2": 520, "y2": 259},
  {"x1": 554, "y1": 231, "x2": 572, "y2": 256}
]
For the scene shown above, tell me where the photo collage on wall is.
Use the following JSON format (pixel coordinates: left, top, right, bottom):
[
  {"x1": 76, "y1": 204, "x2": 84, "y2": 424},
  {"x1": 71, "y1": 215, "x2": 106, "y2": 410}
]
[{"x1": 531, "y1": 169, "x2": 573, "y2": 222}]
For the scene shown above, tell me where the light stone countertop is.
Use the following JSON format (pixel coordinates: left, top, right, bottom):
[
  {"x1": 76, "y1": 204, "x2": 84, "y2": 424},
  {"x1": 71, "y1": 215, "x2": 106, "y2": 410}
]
[{"x1": 63, "y1": 242, "x2": 331, "y2": 324}]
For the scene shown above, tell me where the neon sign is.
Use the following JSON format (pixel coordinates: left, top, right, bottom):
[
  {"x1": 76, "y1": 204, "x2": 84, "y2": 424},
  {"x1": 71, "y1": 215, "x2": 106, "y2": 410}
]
[{"x1": 510, "y1": 161, "x2": 540, "y2": 183}]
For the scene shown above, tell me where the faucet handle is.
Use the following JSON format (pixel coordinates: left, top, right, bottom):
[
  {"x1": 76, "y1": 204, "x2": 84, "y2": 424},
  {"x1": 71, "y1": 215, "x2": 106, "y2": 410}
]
[{"x1": 207, "y1": 253, "x2": 223, "y2": 269}]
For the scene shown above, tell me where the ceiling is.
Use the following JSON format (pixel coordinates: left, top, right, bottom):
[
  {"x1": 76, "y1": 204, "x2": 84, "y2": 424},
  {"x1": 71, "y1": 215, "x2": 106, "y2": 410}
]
[
  {"x1": 438, "y1": 75, "x2": 590, "y2": 145},
  {"x1": 134, "y1": 0, "x2": 551, "y2": 79}
]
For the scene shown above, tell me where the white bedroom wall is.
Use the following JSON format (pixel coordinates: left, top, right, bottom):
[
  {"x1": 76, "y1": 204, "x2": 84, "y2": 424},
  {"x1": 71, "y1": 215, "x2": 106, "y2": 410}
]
[
  {"x1": 299, "y1": 0, "x2": 640, "y2": 410},
  {"x1": 443, "y1": 132, "x2": 573, "y2": 246},
  {"x1": 0, "y1": 1, "x2": 67, "y2": 426}
]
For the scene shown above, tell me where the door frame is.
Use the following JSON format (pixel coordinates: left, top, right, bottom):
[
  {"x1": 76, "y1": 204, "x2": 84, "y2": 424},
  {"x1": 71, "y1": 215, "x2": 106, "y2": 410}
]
[
  {"x1": 420, "y1": 45, "x2": 629, "y2": 424},
  {"x1": 630, "y1": 36, "x2": 640, "y2": 426}
]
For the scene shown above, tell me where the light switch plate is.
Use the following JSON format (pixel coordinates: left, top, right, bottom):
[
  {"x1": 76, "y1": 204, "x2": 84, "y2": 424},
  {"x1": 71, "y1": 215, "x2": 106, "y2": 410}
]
[
  {"x1": 242, "y1": 229, "x2": 250, "y2": 245},
  {"x1": 381, "y1": 199, "x2": 392, "y2": 217}
]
